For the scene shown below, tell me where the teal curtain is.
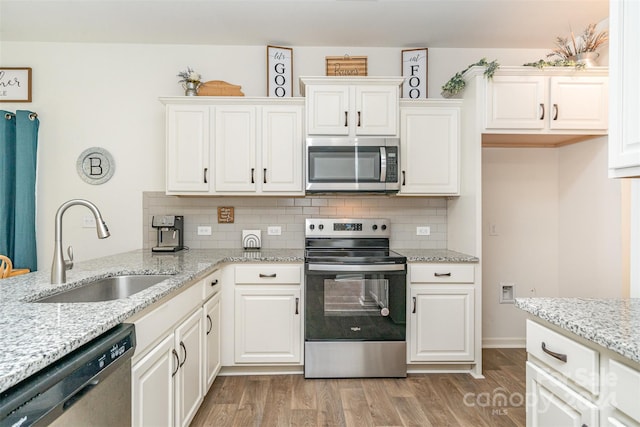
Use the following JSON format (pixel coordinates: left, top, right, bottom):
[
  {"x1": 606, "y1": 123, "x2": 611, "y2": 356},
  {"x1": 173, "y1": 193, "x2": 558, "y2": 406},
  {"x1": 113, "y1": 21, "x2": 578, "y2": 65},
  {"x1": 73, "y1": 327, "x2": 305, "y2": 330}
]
[{"x1": 0, "y1": 110, "x2": 39, "y2": 271}]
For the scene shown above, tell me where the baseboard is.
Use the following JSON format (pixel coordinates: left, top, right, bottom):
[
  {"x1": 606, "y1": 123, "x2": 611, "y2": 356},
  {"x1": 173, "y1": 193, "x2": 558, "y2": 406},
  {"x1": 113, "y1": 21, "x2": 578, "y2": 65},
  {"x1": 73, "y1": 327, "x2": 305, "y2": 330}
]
[{"x1": 482, "y1": 337, "x2": 526, "y2": 348}]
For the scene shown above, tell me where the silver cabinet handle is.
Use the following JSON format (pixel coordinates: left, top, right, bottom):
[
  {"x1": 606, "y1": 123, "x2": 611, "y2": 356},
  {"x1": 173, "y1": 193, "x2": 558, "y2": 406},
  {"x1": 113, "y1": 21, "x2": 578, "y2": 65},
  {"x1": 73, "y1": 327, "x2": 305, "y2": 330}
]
[
  {"x1": 553, "y1": 104, "x2": 559, "y2": 120},
  {"x1": 171, "y1": 349, "x2": 179, "y2": 377},
  {"x1": 179, "y1": 341, "x2": 187, "y2": 367},
  {"x1": 295, "y1": 297, "x2": 299, "y2": 315},
  {"x1": 412, "y1": 296, "x2": 416, "y2": 314},
  {"x1": 539, "y1": 103, "x2": 545, "y2": 120},
  {"x1": 541, "y1": 342, "x2": 567, "y2": 363},
  {"x1": 434, "y1": 272, "x2": 452, "y2": 277},
  {"x1": 259, "y1": 273, "x2": 277, "y2": 278},
  {"x1": 206, "y1": 314, "x2": 213, "y2": 335}
]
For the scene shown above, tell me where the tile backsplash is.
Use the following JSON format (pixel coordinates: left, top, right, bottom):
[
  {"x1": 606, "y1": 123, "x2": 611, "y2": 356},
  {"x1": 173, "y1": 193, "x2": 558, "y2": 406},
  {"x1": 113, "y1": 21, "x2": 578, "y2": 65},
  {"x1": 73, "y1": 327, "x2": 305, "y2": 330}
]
[{"x1": 143, "y1": 192, "x2": 447, "y2": 250}]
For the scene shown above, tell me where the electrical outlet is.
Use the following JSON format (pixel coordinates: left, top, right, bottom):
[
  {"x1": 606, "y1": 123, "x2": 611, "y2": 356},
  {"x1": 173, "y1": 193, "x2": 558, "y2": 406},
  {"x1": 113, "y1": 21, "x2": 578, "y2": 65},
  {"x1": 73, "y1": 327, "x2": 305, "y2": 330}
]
[
  {"x1": 489, "y1": 223, "x2": 499, "y2": 236},
  {"x1": 197, "y1": 226, "x2": 212, "y2": 236},
  {"x1": 416, "y1": 226, "x2": 431, "y2": 236},
  {"x1": 82, "y1": 216, "x2": 96, "y2": 228},
  {"x1": 267, "y1": 226, "x2": 282, "y2": 236},
  {"x1": 500, "y1": 283, "x2": 516, "y2": 304}
]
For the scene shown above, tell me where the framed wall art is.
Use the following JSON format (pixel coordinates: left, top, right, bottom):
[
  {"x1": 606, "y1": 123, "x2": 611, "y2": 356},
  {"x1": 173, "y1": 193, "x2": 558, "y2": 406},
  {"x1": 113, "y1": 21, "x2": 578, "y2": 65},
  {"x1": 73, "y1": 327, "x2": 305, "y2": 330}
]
[
  {"x1": 326, "y1": 55, "x2": 367, "y2": 76},
  {"x1": 0, "y1": 67, "x2": 32, "y2": 102},
  {"x1": 401, "y1": 49, "x2": 428, "y2": 98},
  {"x1": 267, "y1": 45, "x2": 293, "y2": 97}
]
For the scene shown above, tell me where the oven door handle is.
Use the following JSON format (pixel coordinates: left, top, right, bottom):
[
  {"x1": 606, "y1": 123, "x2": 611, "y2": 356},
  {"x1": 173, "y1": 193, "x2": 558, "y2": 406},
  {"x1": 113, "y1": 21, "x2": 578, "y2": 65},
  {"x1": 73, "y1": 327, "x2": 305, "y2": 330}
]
[
  {"x1": 380, "y1": 146, "x2": 387, "y2": 182},
  {"x1": 307, "y1": 263, "x2": 405, "y2": 272}
]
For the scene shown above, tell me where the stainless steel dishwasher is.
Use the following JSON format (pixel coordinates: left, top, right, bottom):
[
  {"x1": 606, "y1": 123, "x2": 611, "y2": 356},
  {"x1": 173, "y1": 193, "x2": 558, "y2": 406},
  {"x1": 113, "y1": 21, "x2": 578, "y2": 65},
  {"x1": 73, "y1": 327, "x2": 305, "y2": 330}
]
[{"x1": 0, "y1": 323, "x2": 136, "y2": 427}]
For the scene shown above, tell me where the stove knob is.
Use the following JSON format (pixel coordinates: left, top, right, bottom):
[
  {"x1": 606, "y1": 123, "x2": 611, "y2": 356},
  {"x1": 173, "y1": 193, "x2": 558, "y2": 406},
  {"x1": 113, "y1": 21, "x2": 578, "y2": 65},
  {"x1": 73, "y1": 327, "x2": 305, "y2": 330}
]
[
  {"x1": 372, "y1": 224, "x2": 378, "y2": 231},
  {"x1": 309, "y1": 224, "x2": 315, "y2": 230},
  {"x1": 319, "y1": 224, "x2": 324, "y2": 231},
  {"x1": 381, "y1": 224, "x2": 387, "y2": 231},
  {"x1": 380, "y1": 307, "x2": 390, "y2": 317}
]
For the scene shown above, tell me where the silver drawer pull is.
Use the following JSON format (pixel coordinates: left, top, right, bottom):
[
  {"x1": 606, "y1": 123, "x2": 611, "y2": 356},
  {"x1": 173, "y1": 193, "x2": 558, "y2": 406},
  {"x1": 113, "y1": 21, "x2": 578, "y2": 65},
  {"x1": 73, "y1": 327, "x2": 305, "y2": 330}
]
[
  {"x1": 542, "y1": 342, "x2": 567, "y2": 363},
  {"x1": 259, "y1": 273, "x2": 277, "y2": 278},
  {"x1": 434, "y1": 272, "x2": 452, "y2": 277}
]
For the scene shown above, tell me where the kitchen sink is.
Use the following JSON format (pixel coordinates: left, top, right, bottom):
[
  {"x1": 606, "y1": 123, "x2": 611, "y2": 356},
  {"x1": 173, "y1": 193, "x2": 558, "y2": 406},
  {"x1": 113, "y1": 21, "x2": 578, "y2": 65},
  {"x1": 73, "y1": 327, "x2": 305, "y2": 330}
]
[{"x1": 35, "y1": 274, "x2": 174, "y2": 303}]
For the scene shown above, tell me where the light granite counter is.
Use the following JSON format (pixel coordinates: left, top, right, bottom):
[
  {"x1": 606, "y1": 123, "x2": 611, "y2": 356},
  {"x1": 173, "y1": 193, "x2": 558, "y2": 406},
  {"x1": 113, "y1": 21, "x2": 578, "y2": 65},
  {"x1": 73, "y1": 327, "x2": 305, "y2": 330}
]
[
  {"x1": 516, "y1": 297, "x2": 640, "y2": 364},
  {"x1": 0, "y1": 248, "x2": 303, "y2": 394},
  {"x1": 395, "y1": 249, "x2": 479, "y2": 263}
]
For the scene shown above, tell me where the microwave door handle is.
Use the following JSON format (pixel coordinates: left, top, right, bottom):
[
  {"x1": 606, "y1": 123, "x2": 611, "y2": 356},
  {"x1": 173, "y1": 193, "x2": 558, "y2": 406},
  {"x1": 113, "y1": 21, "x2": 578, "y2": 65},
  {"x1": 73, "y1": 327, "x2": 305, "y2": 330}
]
[{"x1": 380, "y1": 146, "x2": 387, "y2": 182}]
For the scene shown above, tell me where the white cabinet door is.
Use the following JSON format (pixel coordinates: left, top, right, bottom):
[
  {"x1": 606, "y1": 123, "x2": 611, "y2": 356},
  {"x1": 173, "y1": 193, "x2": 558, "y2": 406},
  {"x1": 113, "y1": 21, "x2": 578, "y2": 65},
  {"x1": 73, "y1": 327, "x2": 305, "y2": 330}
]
[
  {"x1": 306, "y1": 83, "x2": 399, "y2": 136},
  {"x1": 174, "y1": 308, "x2": 204, "y2": 427},
  {"x1": 166, "y1": 105, "x2": 210, "y2": 193},
  {"x1": 549, "y1": 76, "x2": 608, "y2": 130},
  {"x1": 203, "y1": 292, "x2": 221, "y2": 393},
  {"x1": 234, "y1": 287, "x2": 301, "y2": 364},
  {"x1": 486, "y1": 74, "x2": 608, "y2": 132},
  {"x1": 132, "y1": 334, "x2": 175, "y2": 427},
  {"x1": 214, "y1": 106, "x2": 257, "y2": 192},
  {"x1": 399, "y1": 105, "x2": 460, "y2": 195},
  {"x1": 485, "y1": 75, "x2": 547, "y2": 130},
  {"x1": 355, "y1": 85, "x2": 398, "y2": 135},
  {"x1": 409, "y1": 286, "x2": 474, "y2": 362},
  {"x1": 306, "y1": 85, "x2": 350, "y2": 135},
  {"x1": 261, "y1": 105, "x2": 304, "y2": 193},
  {"x1": 526, "y1": 361, "x2": 599, "y2": 427},
  {"x1": 609, "y1": 0, "x2": 640, "y2": 177}
]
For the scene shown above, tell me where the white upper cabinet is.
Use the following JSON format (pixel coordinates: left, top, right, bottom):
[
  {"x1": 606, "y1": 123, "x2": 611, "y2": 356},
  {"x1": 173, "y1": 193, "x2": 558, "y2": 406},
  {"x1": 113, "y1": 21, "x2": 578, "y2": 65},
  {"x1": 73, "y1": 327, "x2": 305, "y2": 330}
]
[
  {"x1": 399, "y1": 100, "x2": 461, "y2": 196},
  {"x1": 300, "y1": 77, "x2": 403, "y2": 137},
  {"x1": 485, "y1": 70, "x2": 608, "y2": 133},
  {"x1": 160, "y1": 98, "x2": 305, "y2": 196},
  {"x1": 609, "y1": 0, "x2": 640, "y2": 178},
  {"x1": 165, "y1": 104, "x2": 210, "y2": 194}
]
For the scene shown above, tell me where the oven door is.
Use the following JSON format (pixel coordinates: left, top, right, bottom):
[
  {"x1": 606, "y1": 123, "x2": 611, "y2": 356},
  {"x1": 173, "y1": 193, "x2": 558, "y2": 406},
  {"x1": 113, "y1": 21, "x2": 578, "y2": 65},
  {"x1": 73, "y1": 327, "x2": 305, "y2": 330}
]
[
  {"x1": 305, "y1": 263, "x2": 406, "y2": 342},
  {"x1": 306, "y1": 138, "x2": 399, "y2": 192}
]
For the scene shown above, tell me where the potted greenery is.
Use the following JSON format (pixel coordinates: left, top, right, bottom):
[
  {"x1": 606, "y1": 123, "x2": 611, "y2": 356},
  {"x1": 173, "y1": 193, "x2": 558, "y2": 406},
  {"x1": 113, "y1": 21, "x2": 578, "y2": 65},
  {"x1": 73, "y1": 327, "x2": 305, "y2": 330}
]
[{"x1": 525, "y1": 23, "x2": 608, "y2": 68}]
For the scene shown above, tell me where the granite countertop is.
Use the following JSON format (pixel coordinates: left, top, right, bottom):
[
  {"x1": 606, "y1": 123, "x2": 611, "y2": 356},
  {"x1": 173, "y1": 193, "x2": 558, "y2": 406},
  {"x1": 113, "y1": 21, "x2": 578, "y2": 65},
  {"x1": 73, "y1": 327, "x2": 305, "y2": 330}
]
[
  {"x1": 0, "y1": 246, "x2": 474, "y2": 394},
  {"x1": 395, "y1": 249, "x2": 479, "y2": 263},
  {"x1": 0, "y1": 248, "x2": 303, "y2": 394},
  {"x1": 516, "y1": 297, "x2": 640, "y2": 364}
]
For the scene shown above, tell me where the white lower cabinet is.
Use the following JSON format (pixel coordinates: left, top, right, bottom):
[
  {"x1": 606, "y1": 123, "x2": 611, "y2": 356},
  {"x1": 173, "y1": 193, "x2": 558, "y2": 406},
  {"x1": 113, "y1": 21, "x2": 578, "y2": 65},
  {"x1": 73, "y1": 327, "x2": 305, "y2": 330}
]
[
  {"x1": 132, "y1": 307, "x2": 203, "y2": 427},
  {"x1": 203, "y1": 291, "x2": 221, "y2": 392},
  {"x1": 408, "y1": 263, "x2": 476, "y2": 363},
  {"x1": 409, "y1": 286, "x2": 474, "y2": 362},
  {"x1": 525, "y1": 319, "x2": 640, "y2": 427},
  {"x1": 526, "y1": 361, "x2": 599, "y2": 427},
  {"x1": 234, "y1": 287, "x2": 302, "y2": 364},
  {"x1": 233, "y1": 264, "x2": 303, "y2": 364}
]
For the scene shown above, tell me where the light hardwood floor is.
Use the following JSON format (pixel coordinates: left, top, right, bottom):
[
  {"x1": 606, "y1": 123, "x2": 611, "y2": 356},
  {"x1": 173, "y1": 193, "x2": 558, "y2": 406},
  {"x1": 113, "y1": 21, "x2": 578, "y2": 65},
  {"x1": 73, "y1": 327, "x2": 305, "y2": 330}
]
[{"x1": 191, "y1": 348, "x2": 526, "y2": 427}]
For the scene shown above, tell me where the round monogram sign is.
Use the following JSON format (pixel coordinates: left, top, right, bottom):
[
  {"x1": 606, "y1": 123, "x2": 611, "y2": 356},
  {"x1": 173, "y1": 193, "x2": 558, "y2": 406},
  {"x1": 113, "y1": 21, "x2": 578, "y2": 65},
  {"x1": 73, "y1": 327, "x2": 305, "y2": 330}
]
[{"x1": 76, "y1": 147, "x2": 115, "y2": 185}]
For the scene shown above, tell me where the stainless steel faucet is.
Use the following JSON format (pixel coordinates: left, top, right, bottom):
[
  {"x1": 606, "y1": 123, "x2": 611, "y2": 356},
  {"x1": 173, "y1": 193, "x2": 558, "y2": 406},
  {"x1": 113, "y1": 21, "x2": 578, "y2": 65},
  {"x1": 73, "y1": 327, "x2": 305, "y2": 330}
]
[{"x1": 51, "y1": 199, "x2": 110, "y2": 284}]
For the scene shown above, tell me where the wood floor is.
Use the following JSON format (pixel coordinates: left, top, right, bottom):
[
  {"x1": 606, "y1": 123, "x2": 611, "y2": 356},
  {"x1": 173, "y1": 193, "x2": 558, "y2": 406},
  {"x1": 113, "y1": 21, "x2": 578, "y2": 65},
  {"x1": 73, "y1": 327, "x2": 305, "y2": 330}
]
[{"x1": 191, "y1": 348, "x2": 526, "y2": 427}]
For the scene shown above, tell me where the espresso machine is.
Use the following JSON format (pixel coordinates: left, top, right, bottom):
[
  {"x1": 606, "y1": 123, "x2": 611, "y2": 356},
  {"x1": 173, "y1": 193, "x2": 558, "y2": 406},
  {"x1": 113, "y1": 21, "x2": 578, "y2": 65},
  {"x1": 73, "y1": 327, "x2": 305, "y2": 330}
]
[{"x1": 152, "y1": 215, "x2": 184, "y2": 252}]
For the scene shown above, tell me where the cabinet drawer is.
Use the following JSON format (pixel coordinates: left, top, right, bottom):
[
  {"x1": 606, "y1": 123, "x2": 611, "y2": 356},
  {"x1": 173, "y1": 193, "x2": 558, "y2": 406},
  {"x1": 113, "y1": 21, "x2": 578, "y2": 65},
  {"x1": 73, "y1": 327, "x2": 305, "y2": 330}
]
[
  {"x1": 409, "y1": 264, "x2": 474, "y2": 283},
  {"x1": 526, "y1": 319, "x2": 599, "y2": 395},
  {"x1": 235, "y1": 265, "x2": 301, "y2": 284},
  {"x1": 134, "y1": 280, "x2": 202, "y2": 358},
  {"x1": 202, "y1": 269, "x2": 222, "y2": 300},
  {"x1": 609, "y1": 359, "x2": 640, "y2": 422}
]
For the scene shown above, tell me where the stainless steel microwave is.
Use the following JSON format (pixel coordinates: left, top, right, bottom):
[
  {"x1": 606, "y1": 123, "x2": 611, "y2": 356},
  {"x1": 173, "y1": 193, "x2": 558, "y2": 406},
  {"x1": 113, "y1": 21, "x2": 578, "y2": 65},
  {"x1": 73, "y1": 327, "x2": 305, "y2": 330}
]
[{"x1": 306, "y1": 137, "x2": 400, "y2": 193}]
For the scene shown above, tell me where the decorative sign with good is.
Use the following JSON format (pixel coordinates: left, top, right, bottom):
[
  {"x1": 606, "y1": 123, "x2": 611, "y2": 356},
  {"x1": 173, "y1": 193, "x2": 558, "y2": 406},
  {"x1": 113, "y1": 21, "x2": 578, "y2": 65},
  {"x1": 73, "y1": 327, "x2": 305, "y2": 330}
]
[
  {"x1": 326, "y1": 55, "x2": 368, "y2": 76},
  {"x1": 267, "y1": 45, "x2": 293, "y2": 97},
  {"x1": 217, "y1": 207, "x2": 235, "y2": 223},
  {"x1": 0, "y1": 67, "x2": 32, "y2": 102},
  {"x1": 401, "y1": 49, "x2": 428, "y2": 98}
]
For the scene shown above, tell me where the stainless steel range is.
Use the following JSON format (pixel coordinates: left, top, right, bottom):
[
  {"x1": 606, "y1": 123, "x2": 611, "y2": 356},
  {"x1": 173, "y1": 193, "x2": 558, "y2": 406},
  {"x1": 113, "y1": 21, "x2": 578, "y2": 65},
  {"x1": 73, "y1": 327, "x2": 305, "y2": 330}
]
[{"x1": 304, "y1": 218, "x2": 407, "y2": 378}]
